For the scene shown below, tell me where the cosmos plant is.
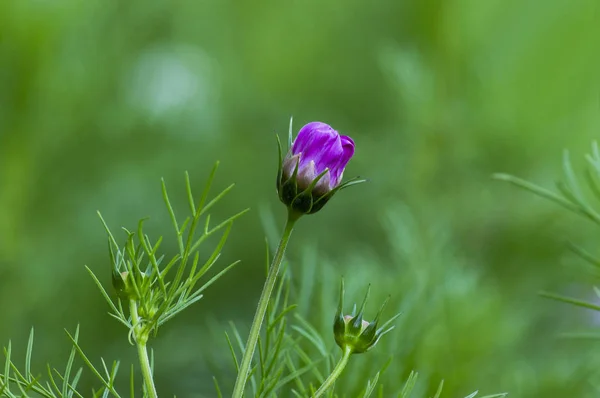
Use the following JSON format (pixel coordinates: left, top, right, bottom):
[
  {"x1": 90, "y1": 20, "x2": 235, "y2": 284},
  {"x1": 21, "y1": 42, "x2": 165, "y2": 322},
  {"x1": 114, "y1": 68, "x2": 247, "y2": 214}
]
[
  {"x1": 0, "y1": 119, "x2": 507, "y2": 398},
  {"x1": 232, "y1": 120, "x2": 369, "y2": 398}
]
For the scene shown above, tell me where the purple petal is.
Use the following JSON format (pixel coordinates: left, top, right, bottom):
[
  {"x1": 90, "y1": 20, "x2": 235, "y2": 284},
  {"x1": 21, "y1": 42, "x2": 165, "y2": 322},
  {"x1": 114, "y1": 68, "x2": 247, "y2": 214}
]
[
  {"x1": 293, "y1": 123, "x2": 340, "y2": 173},
  {"x1": 328, "y1": 135, "x2": 355, "y2": 186},
  {"x1": 292, "y1": 122, "x2": 336, "y2": 156},
  {"x1": 290, "y1": 122, "x2": 356, "y2": 190}
]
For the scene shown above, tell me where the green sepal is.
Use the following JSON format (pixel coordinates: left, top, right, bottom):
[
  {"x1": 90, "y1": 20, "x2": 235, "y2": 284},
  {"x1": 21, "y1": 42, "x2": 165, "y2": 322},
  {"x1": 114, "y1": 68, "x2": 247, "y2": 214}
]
[
  {"x1": 276, "y1": 134, "x2": 283, "y2": 191},
  {"x1": 360, "y1": 321, "x2": 378, "y2": 344},
  {"x1": 287, "y1": 116, "x2": 294, "y2": 149}
]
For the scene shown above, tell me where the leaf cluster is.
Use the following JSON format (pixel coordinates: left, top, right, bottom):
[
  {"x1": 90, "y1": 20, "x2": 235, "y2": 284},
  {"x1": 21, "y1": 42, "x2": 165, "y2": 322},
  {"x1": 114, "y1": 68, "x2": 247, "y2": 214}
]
[{"x1": 93, "y1": 163, "x2": 247, "y2": 339}]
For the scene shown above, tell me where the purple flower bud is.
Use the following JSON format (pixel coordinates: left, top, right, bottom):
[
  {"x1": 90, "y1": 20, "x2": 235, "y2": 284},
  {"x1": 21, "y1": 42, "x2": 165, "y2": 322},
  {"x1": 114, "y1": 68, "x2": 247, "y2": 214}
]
[
  {"x1": 277, "y1": 121, "x2": 361, "y2": 215},
  {"x1": 284, "y1": 122, "x2": 355, "y2": 193}
]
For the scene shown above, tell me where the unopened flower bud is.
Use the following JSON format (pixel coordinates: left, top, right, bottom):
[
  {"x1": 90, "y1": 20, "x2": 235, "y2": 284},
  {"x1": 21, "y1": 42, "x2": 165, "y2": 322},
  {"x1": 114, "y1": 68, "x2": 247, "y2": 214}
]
[
  {"x1": 112, "y1": 270, "x2": 132, "y2": 299},
  {"x1": 333, "y1": 279, "x2": 400, "y2": 354},
  {"x1": 111, "y1": 270, "x2": 145, "y2": 300},
  {"x1": 277, "y1": 121, "x2": 363, "y2": 215}
]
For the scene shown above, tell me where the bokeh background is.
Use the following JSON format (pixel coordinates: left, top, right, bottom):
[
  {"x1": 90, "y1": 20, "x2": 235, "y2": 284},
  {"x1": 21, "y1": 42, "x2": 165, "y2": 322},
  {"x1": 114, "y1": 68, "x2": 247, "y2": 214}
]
[{"x1": 2, "y1": 0, "x2": 600, "y2": 397}]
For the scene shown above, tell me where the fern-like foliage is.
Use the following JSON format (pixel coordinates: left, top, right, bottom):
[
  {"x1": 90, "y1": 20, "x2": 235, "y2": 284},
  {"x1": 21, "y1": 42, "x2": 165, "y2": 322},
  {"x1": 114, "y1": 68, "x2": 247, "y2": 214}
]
[{"x1": 496, "y1": 142, "x2": 600, "y2": 312}]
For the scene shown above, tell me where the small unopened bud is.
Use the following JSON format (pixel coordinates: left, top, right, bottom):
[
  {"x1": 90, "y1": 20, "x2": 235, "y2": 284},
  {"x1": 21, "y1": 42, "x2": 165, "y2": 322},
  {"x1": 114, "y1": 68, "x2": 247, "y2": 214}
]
[
  {"x1": 112, "y1": 270, "x2": 131, "y2": 299},
  {"x1": 112, "y1": 270, "x2": 145, "y2": 300},
  {"x1": 333, "y1": 279, "x2": 400, "y2": 354}
]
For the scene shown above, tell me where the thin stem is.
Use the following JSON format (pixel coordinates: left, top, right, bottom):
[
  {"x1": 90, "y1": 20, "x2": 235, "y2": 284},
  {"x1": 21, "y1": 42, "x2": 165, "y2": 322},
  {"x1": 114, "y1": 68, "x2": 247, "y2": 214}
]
[
  {"x1": 232, "y1": 211, "x2": 299, "y2": 398},
  {"x1": 130, "y1": 300, "x2": 158, "y2": 398},
  {"x1": 312, "y1": 347, "x2": 353, "y2": 398}
]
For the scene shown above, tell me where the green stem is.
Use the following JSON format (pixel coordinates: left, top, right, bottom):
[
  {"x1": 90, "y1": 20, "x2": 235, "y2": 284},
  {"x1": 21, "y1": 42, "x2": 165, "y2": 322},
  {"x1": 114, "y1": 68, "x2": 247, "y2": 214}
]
[
  {"x1": 312, "y1": 347, "x2": 353, "y2": 398},
  {"x1": 232, "y1": 211, "x2": 299, "y2": 398},
  {"x1": 130, "y1": 300, "x2": 158, "y2": 398}
]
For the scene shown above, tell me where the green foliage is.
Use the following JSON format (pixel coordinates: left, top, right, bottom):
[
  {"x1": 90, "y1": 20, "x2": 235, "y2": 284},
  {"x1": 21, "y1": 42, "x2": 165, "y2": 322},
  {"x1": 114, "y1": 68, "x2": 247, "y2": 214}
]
[
  {"x1": 497, "y1": 142, "x2": 600, "y2": 325},
  {"x1": 0, "y1": 327, "x2": 112, "y2": 398},
  {"x1": 94, "y1": 163, "x2": 247, "y2": 338},
  {"x1": 204, "y1": 205, "x2": 509, "y2": 397},
  {"x1": 1, "y1": 167, "x2": 246, "y2": 397},
  {"x1": 0, "y1": 164, "x2": 512, "y2": 397},
  {"x1": 218, "y1": 255, "x2": 504, "y2": 398},
  {"x1": 494, "y1": 142, "x2": 600, "y2": 228}
]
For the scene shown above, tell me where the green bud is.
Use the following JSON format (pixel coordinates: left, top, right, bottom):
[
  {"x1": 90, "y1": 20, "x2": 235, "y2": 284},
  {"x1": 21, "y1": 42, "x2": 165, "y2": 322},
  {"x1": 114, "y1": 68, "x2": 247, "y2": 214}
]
[
  {"x1": 333, "y1": 279, "x2": 400, "y2": 354},
  {"x1": 112, "y1": 270, "x2": 146, "y2": 300},
  {"x1": 112, "y1": 270, "x2": 132, "y2": 299}
]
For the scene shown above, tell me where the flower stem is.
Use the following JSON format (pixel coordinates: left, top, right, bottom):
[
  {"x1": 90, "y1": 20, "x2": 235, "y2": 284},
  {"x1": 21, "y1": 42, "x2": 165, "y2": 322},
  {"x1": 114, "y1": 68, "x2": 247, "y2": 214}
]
[
  {"x1": 129, "y1": 300, "x2": 158, "y2": 398},
  {"x1": 232, "y1": 211, "x2": 299, "y2": 398},
  {"x1": 312, "y1": 347, "x2": 353, "y2": 398}
]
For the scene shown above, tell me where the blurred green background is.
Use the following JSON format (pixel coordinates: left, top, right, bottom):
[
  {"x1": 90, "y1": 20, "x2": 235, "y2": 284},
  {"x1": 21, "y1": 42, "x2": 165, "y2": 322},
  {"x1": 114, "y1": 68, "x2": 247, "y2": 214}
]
[{"x1": 2, "y1": 0, "x2": 600, "y2": 397}]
